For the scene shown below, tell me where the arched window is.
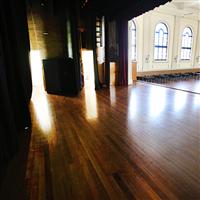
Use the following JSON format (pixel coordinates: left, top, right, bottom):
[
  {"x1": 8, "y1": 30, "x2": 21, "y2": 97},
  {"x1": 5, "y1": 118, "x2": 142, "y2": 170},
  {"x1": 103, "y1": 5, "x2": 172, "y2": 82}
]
[
  {"x1": 154, "y1": 23, "x2": 168, "y2": 61},
  {"x1": 181, "y1": 27, "x2": 192, "y2": 60},
  {"x1": 130, "y1": 20, "x2": 136, "y2": 61}
]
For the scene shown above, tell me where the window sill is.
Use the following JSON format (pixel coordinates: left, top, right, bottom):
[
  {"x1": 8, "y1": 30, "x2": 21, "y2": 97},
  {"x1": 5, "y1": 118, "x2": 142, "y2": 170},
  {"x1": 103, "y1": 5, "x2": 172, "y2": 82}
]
[
  {"x1": 153, "y1": 60, "x2": 168, "y2": 63},
  {"x1": 180, "y1": 59, "x2": 191, "y2": 62}
]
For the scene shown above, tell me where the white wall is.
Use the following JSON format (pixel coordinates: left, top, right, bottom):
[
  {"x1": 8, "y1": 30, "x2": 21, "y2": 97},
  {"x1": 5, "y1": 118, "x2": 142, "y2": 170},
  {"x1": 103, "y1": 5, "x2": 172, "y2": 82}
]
[{"x1": 130, "y1": 9, "x2": 200, "y2": 72}]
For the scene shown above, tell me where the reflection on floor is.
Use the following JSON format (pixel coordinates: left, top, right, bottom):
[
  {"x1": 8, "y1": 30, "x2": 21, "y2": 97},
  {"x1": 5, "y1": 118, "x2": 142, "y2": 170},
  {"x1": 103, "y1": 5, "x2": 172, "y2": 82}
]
[
  {"x1": 164, "y1": 79, "x2": 200, "y2": 94},
  {"x1": 1, "y1": 82, "x2": 200, "y2": 199}
]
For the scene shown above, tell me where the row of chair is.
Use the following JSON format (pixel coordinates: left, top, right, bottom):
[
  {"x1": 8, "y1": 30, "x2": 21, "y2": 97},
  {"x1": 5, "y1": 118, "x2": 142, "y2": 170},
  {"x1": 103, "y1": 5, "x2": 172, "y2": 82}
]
[{"x1": 137, "y1": 72, "x2": 200, "y2": 84}]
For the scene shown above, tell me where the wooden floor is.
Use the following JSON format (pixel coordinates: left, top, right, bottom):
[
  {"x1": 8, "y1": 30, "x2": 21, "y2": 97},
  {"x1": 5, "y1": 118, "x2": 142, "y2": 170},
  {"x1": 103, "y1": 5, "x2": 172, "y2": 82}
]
[
  {"x1": 1, "y1": 82, "x2": 200, "y2": 199},
  {"x1": 154, "y1": 79, "x2": 200, "y2": 94}
]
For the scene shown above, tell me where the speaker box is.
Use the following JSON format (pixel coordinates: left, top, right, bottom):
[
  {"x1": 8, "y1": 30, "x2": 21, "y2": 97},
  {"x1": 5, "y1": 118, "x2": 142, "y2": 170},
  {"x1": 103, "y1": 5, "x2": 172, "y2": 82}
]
[
  {"x1": 43, "y1": 58, "x2": 62, "y2": 94},
  {"x1": 43, "y1": 57, "x2": 79, "y2": 96}
]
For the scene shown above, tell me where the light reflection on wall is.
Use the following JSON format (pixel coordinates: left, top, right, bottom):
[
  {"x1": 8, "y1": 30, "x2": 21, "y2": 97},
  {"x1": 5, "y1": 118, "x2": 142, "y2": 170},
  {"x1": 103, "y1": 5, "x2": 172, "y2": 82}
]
[
  {"x1": 30, "y1": 50, "x2": 44, "y2": 88},
  {"x1": 30, "y1": 50, "x2": 52, "y2": 134},
  {"x1": 84, "y1": 89, "x2": 98, "y2": 120},
  {"x1": 82, "y1": 50, "x2": 98, "y2": 120},
  {"x1": 173, "y1": 91, "x2": 188, "y2": 112},
  {"x1": 149, "y1": 86, "x2": 167, "y2": 118},
  {"x1": 82, "y1": 50, "x2": 95, "y2": 89}
]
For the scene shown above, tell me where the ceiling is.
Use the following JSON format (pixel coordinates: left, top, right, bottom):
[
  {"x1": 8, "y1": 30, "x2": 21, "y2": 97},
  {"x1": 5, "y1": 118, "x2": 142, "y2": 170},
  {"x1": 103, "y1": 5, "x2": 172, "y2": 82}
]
[
  {"x1": 155, "y1": 0, "x2": 200, "y2": 19},
  {"x1": 172, "y1": 0, "x2": 200, "y2": 11},
  {"x1": 83, "y1": 0, "x2": 171, "y2": 19}
]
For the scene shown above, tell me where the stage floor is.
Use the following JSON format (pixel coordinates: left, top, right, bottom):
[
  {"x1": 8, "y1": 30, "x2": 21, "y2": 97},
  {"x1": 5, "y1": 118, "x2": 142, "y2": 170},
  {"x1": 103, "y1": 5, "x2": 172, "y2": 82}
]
[
  {"x1": 147, "y1": 79, "x2": 200, "y2": 94},
  {"x1": 1, "y1": 82, "x2": 199, "y2": 199}
]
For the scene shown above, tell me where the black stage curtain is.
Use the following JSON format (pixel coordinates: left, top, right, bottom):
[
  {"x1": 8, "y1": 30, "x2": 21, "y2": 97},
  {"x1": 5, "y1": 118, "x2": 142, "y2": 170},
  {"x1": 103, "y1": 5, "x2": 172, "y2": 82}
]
[
  {"x1": 69, "y1": 0, "x2": 82, "y2": 92},
  {"x1": 0, "y1": 0, "x2": 32, "y2": 168},
  {"x1": 0, "y1": 40, "x2": 18, "y2": 164}
]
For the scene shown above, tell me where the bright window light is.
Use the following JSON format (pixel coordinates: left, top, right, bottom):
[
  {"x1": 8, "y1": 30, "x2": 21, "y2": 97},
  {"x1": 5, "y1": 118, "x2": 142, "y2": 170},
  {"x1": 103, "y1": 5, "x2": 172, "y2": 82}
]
[
  {"x1": 30, "y1": 50, "x2": 44, "y2": 88},
  {"x1": 82, "y1": 50, "x2": 95, "y2": 89}
]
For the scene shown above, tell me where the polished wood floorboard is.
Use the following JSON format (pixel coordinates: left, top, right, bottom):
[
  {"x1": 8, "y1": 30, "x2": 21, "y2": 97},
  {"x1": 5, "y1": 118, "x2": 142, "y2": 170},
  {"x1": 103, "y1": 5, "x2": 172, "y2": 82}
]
[
  {"x1": 2, "y1": 82, "x2": 200, "y2": 200},
  {"x1": 153, "y1": 79, "x2": 200, "y2": 94}
]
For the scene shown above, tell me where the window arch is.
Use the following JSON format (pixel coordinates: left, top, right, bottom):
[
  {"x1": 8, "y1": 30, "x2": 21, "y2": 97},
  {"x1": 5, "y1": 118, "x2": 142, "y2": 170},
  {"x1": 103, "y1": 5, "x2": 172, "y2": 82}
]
[
  {"x1": 130, "y1": 20, "x2": 136, "y2": 61},
  {"x1": 181, "y1": 27, "x2": 192, "y2": 60},
  {"x1": 154, "y1": 22, "x2": 168, "y2": 61}
]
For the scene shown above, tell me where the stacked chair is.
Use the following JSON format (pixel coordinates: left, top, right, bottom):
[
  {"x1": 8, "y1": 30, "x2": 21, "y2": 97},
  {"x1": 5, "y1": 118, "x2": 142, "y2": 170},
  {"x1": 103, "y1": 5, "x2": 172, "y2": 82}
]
[{"x1": 137, "y1": 72, "x2": 200, "y2": 84}]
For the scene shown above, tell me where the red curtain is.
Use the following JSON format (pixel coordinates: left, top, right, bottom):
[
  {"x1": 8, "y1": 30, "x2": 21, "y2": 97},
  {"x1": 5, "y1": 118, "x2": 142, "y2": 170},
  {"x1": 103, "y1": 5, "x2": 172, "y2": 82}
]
[{"x1": 118, "y1": 18, "x2": 128, "y2": 86}]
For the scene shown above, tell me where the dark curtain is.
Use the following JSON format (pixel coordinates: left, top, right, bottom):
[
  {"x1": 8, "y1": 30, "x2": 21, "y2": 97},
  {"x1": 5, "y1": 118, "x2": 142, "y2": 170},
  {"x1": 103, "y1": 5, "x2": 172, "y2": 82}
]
[
  {"x1": 13, "y1": 0, "x2": 32, "y2": 102},
  {"x1": 69, "y1": 0, "x2": 82, "y2": 92},
  {"x1": 0, "y1": 39, "x2": 18, "y2": 164},
  {"x1": 104, "y1": 17, "x2": 119, "y2": 87},
  {"x1": 0, "y1": 0, "x2": 32, "y2": 128},
  {"x1": 118, "y1": 18, "x2": 128, "y2": 86},
  {"x1": 102, "y1": 17, "x2": 128, "y2": 87},
  {"x1": 104, "y1": 16, "x2": 110, "y2": 86},
  {"x1": 0, "y1": 0, "x2": 32, "y2": 168}
]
